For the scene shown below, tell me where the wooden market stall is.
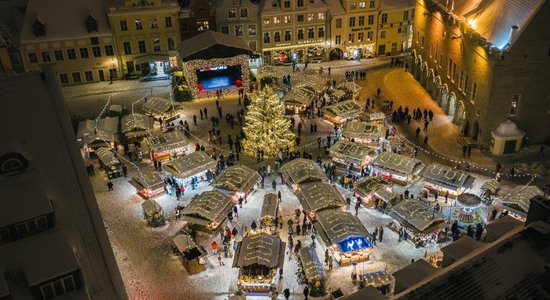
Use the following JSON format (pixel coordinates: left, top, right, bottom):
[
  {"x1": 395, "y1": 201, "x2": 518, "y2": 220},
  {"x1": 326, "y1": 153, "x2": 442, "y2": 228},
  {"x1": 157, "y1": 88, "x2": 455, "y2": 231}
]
[
  {"x1": 314, "y1": 209, "x2": 372, "y2": 266},
  {"x1": 121, "y1": 113, "x2": 153, "y2": 141},
  {"x1": 298, "y1": 246, "x2": 327, "y2": 297},
  {"x1": 342, "y1": 121, "x2": 386, "y2": 148},
  {"x1": 163, "y1": 151, "x2": 217, "y2": 187},
  {"x1": 353, "y1": 176, "x2": 396, "y2": 210},
  {"x1": 422, "y1": 163, "x2": 475, "y2": 199},
  {"x1": 295, "y1": 182, "x2": 345, "y2": 220},
  {"x1": 210, "y1": 165, "x2": 261, "y2": 202},
  {"x1": 232, "y1": 233, "x2": 286, "y2": 295},
  {"x1": 76, "y1": 117, "x2": 119, "y2": 151},
  {"x1": 260, "y1": 193, "x2": 279, "y2": 232},
  {"x1": 130, "y1": 171, "x2": 164, "y2": 199},
  {"x1": 329, "y1": 140, "x2": 377, "y2": 172},
  {"x1": 389, "y1": 198, "x2": 447, "y2": 247},
  {"x1": 337, "y1": 81, "x2": 362, "y2": 96},
  {"x1": 172, "y1": 234, "x2": 207, "y2": 274},
  {"x1": 480, "y1": 178, "x2": 500, "y2": 205},
  {"x1": 282, "y1": 87, "x2": 314, "y2": 114},
  {"x1": 142, "y1": 96, "x2": 179, "y2": 122},
  {"x1": 95, "y1": 147, "x2": 123, "y2": 179},
  {"x1": 144, "y1": 130, "x2": 189, "y2": 161},
  {"x1": 453, "y1": 193, "x2": 483, "y2": 226},
  {"x1": 323, "y1": 100, "x2": 363, "y2": 125},
  {"x1": 364, "y1": 112, "x2": 386, "y2": 123},
  {"x1": 371, "y1": 152, "x2": 425, "y2": 185},
  {"x1": 280, "y1": 158, "x2": 329, "y2": 190},
  {"x1": 180, "y1": 191, "x2": 235, "y2": 233},
  {"x1": 501, "y1": 185, "x2": 544, "y2": 221},
  {"x1": 141, "y1": 199, "x2": 165, "y2": 227}
]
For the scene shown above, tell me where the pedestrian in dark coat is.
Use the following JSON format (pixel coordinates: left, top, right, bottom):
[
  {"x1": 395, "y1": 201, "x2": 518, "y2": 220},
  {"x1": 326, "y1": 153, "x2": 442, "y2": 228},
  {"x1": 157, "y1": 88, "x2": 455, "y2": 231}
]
[{"x1": 304, "y1": 286, "x2": 310, "y2": 300}]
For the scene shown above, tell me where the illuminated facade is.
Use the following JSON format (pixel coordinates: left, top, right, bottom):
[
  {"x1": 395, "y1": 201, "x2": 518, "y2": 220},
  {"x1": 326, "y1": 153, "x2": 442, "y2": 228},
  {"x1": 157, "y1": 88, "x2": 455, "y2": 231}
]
[
  {"x1": 410, "y1": 0, "x2": 550, "y2": 147},
  {"x1": 213, "y1": 0, "x2": 261, "y2": 53},
  {"x1": 259, "y1": 0, "x2": 331, "y2": 64},
  {"x1": 328, "y1": 0, "x2": 414, "y2": 60},
  {"x1": 108, "y1": 0, "x2": 180, "y2": 77}
]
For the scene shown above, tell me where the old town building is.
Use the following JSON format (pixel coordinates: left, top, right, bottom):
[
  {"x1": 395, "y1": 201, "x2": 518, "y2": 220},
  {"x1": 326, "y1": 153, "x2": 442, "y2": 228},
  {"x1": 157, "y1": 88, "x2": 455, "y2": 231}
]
[
  {"x1": 177, "y1": 0, "x2": 216, "y2": 42},
  {"x1": 410, "y1": 0, "x2": 550, "y2": 147},
  {"x1": 108, "y1": 0, "x2": 180, "y2": 77}
]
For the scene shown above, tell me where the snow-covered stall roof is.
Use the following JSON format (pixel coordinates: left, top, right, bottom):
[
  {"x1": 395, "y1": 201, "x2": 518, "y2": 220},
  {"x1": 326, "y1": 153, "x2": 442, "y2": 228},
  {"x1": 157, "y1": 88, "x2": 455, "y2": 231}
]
[
  {"x1": 337, "y1": 81, "x2": 362, "y2": 93},
  {"x1": 282, "y1": 87, "x2": 313, "y2": 107},
  {"x1": 342, "y1": 121, "x2": 386, "y2": 141},
  {"x1": 144, "y1": 131, "x2": 188, "y2": 153},
  {"x1": 390, "y1": 198, "x2": 446, "y2": 234},
  {"x1": 261, "y1": 193, "x2": 279, "y2": 219},
  {"x1": 141, "y1": 200, "x2": 162, "y2": 216},
  {"x1": 163, "y1": 151, "x2": 217, "y2": 178},
  {"x1": 299, "y1": 246, "x2": 326, "y2": 282},
  {"x1": 121, "y1": 113, "x2": 153, "y2": 133},
  {"x1": 181, "y1": 191, "x2": 234, "y2": 226},
  {"x1": 441, "y1": 236, "x2": 483, "y2": 267},
  {"x1": 296, "y1": 75, "x2": 326, "y2": 92},
  {"x1": 77, "y1": 117, "x2": 119, "y2": 145},
  {"x1": 423, "y1": 163, "x2": 474, "y2": 190},
  {"x1": 372, "y1": 152, "x2": 425, "y2": 176},
  {"x1": 329, "y1": 140, "x2": 376, "y2": 165},
  {"x1": 332, "y1": 89, "x2": 346, "y2": 99},
  {"x1": 296, "y1": 182, "x2": 345, "y2": 212},
  {"x1": 481, "y1": 178, "x2": 500, "y2": 194},
  {"x1": 173, "y1": 234, "x2": 197, "y2": 253},
  {"x1": 323, "y1": 100, "x2": 362, "y2": 119},
  {"x1": 95, "y1": 147, "x2": 120, "y2": 167},
  {"x1": 0, "y1": 183, "x2": 53, "y2": 228},
  {"x1": 314, "y1": 209, "x2": 371, "y2": 245},
  {"x1": 343, "y1": 285, "x2": 386, "y2": 300},
  {"x1": 142, "y1": 97, "x2": 174, "y2": 115},
  {"x1": 392, "y1": 259, "x2": 438, "y2": 294},
  {"x1": 232, "y1": 233, "x2": 286, "y2": 269},
  {"x1": 132, "y1": 171, "x2": 164, "y2": 191},
  {"x1": 501, "y1": 185, "x2": 543, "y2": 213},
  {"x1": 484, "y1": 215, "x2": 524, "y2": 243},
  {"x1": 281, "y1": 158, "x2": 328, "y2": 185},
  {"x1": 210, "y1": 165, "x2": 260, "y2": 193},
  {"x1": 353, "y1": 177, "x2": 393, "y2": 201}
]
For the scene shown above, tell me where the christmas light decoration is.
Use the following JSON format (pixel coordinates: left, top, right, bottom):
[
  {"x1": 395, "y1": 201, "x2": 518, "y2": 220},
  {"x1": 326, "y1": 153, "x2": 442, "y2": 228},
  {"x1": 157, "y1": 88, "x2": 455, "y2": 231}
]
[{"x1": 241, "y1": 89, "x2": 295, "y2": 157}]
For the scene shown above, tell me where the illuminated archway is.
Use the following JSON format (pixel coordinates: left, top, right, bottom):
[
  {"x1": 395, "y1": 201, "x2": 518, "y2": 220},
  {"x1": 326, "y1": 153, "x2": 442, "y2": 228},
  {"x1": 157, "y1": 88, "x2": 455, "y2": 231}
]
[
  {"x1": 440, "y1": 84, "x2": 449, "y2": 110},
  {"x1": 448, "y1": 92, "x2": 457, "y2": 117}
]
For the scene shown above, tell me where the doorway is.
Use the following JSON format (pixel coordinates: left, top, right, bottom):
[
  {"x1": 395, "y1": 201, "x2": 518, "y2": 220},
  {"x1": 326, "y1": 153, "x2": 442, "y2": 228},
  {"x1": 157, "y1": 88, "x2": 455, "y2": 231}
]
[
  {"x1": 447, "y1": 93, "x2": 457, "y2": 118},
  {"x1": 98, "y1": 69, "x2": 105, "y2": 81},
  {"x1": 155, "y1": 61, "x2": 165, "y2": 75}
]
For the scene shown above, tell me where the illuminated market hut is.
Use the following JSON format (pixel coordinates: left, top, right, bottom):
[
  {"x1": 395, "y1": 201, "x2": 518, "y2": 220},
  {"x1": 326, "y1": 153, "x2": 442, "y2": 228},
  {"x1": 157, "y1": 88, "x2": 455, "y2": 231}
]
[
  {"x1": 95, "y1": 147, "x2": 123, "y2": 179},
  {"x1": 364, "y1": 112, "x2": 386, "y2": 123},
  {"x1": 282, "y1": 87, "x2": 314, "y2": 114},
  {"x1": 172, "y1": 234, "x2": 207, "y2": 275},
  {"x1": 210, "y1": 165, "x2": 261, "y2": 201},
  {"x1": 142, "y1": 96, "x2": 179, "y2": 122},
  {"x1": 178, "y1": 30, "x2": 253, "y2": 99},
  {"x1": 501, "y1": 186, "x2": 544, "y2": 221},
  {"x1": 280, "y1": 158, "x2": 329, "y2": 190},
  {"x1": 260, "y1": 193, "x2": 279, "y2": 232},
  {"x1": 121, "y1": 113, "x2": 153, "y2": 141},
  {"x1": 329, "y1": 140, "x2": 377, "y2": 172},
  {"x1": 130, "y1": 171, "x2": 164, "y2": 199},
  {"x1": 453, "y1": 193, "x2": 483, "y2": 225},
  {"x1": 353, "y1": 176, "x2": 395, "y2": 209},
  {"x1": 390, "y1": 198, "x2": 447, "y2": 247},
  {"x1": 298, "y1": 246, "x2": 326, "y2": 297},
  {"x1": 423, "y1": 163, "x2": 475, "y2": 199},
  {"x1": 342, "y1": 121, "x2": 386, "y2": 148},
  {"x1": 141, "y1": 200, "x2": 165, "y2": 227},
  {"x1": 76, "y1": 117, "x2": 119, "y2": 151},
  {"x1": 323, "y1": 100, "x2": 363, "y2": 125},
  {"x1": 232, "y1": 233, "x2": 286, "y2": 295},
  {"x1": 314, "y1": 209, "x2": 372, "y2": 266},
  {"x1": 337, "y1": 81, "x2": 362, "y2": 96},
  {"x1": 295, "y1": 182, "x2": 345, "y2": 220},
  {"x1": 371, "y1": 152, "x2": 425, "y2": 185},
  {"x1": 163, "y1": 151, "x2": 217, "y2": 186},
  {"x1": 144, "y1": 131, "x2": 189, "y2": 161},
  {"x1": 180, "y1": 191, "x2": 235, "y2": 233}
]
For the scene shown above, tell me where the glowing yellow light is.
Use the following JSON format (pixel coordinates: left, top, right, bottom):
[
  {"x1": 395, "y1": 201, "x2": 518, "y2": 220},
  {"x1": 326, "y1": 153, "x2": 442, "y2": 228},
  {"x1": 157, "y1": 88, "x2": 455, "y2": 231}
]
[{"x1": 468, "y1": 19, "x2": 476, "y2": 28}]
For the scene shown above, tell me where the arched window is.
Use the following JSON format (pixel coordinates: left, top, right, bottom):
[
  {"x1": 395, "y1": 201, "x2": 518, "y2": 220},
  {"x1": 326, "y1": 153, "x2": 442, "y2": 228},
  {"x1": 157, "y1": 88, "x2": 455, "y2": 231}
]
[{"x1": 0, "y1": 153, "x2": 29, "y2": 174}]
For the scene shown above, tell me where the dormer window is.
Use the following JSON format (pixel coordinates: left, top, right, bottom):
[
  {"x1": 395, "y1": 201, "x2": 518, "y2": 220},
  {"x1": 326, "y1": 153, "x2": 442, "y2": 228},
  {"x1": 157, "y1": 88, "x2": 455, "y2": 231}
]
[
  {"x1": 33, "y1": 19, "x2": 46, "y2": 37},
  {"x1": 86, "y1": 14, "x2": 98, "y2": 33},
  {"x1": 0, "y1": 153, "x2": 29, "y2": 174}
]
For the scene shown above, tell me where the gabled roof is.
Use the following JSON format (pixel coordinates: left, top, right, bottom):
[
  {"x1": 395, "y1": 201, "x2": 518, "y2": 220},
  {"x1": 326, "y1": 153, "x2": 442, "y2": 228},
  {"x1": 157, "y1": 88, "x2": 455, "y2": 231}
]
[
  {"x1": 163, "y1": 151, "x2": 217, "y2": 178},
  {"x1": 296, "y1": 182, "x2": 345, "y2": 212},
  {"x1": 380, "y1": 0, "x2": 415, "y2": 11},
  {"x1": 181, "y1": 191, "x2": 234, "y2": 223},
  {"x1": 144, "y1": 130, "x2": 188, "y2": 153},
  {"x1": 173, "y1": 234, "x2": 197, "y2": 253},
  {"x1": 342, "y1": 121, "x2": 386, "y2": 140},
  {"x1": 95, "y1": 147, "x2": 119, "y2": 167},
  {"x1": 314, "y1": 209, "x2": 371, "y2": 245},
  {"x1": 261, "y1": 193, "x2": 279, "y2": 218},
  {"x1": 211, "y1": 165, "x2": 260, "y2": 193},
  {"x1": 299, "y1": 246, "x2": 326, "y2": 282},
  {"x1": 141, "y1": 199, "x2": 162, "y2": 215},
  {"x1": 323, "y1": 100, "x2": 363, "y2": 119},
  {"x1": 178, "y1": 30, "x2": 252, "y2": 60},
  {"x1": 423, "y1": 163, "x2": 473, "y2": 190},
  {"x1": 502, "y1": 185, "x2": 543, "y2": 212},
  {"x1": 142, "y1": 97, "x2": 174, "y2": 115},
  {"x1": 391, "y1": 198, "x2": 446, "y2": 233},
  {"x1": 233, "y1": 233, "x2": 285, "y2": 269},
  {"x1": 353, "y1": 176, "x2": 393, "y2": 200},
  {"x1": 121, "y1": 113, "x2": 153, "y2": 133},
  {"x1": 344, "y1": 286, "x2": 386, "y2": 300},
  {"x1": 484, "y1": 215, "x2": 524, "y2": 242},
  {"x1": 132, "y1": 171, "x2": 164, "y2": 190},
  {"x1": 372, "y1": 152, "x2": 425, "y2": 176},
  {"x1": 77, "y1": 117, "x2": 119, "y2": 145},
  {"x1": 281, "y1": 158, "x2": 328, "y2": 185},
  {"x1": 329, "y1": 140, "x2": 376, "y2": 165}
]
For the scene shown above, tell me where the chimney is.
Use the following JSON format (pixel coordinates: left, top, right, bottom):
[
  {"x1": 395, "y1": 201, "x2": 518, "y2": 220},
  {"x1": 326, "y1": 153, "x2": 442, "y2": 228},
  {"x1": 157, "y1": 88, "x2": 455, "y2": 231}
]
[{"x1": 509, "y1": 25, "x2": 519, "y2": 45}]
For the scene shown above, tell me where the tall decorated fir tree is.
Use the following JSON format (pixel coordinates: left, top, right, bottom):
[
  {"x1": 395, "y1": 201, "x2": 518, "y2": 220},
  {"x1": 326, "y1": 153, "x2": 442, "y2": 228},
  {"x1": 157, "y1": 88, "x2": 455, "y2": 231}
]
[{"x1": 242, "y1": 89, "x2": 295, "y2": 157}]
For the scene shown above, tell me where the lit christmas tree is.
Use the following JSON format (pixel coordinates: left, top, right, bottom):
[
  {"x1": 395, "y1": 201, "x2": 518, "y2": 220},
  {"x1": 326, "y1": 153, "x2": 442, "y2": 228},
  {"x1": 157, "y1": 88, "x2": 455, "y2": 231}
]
[{"x1": 242, "y1": 89, "x2": 295, "y2": 157}]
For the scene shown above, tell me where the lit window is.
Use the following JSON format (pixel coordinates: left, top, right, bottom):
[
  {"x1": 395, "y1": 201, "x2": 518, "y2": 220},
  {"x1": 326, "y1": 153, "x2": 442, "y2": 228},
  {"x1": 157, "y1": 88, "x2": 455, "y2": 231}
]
[
  {"x1": 318, "y1": 13, "x2": 324, "y2": 20},
  {"x1": 351, "y1": 2, "x2": 357, "y2": 9},
  {"x1": 135, "y1": 19, "x2": 143, "y2": 30},
  {"x1": 235, "y1": 25, "x2": 243, "y2": 36},
  {"x1": 348, "y1": 33, "x2": 354, "y2": 43},
  {"x1": 153, "y1": 39, "x2": 161, "y2": 52},
  {"x1": 359, "y1": 1, "x2": 366, "y2": 8},
  {"x1": 284, "y1": 15, "x2": 292, "y2": 24},
  {"x1": 358, "y1": 32, "x2": 364, "y2": 42},
  {"x1": 273, "y1": 17, "x2": 281, "y2": 24},
  {"x1": 510, "y1": 94, "x2": 520, "y2": 116},
  {"x1": 307, "y1": 14, "x2": 314, "y2": 22},
  {"x1": 228, "y1": 9, "x2": 237, "y2": 18},
  {"x1": 263, "y1": 18, "x2": 270, "y2": 26},
  {"x1": 248, "y1": 25, "x2": 256, "y2": 36},
  {"x1": 150, "y1": 18, "x2": 157, "y2": 29}
]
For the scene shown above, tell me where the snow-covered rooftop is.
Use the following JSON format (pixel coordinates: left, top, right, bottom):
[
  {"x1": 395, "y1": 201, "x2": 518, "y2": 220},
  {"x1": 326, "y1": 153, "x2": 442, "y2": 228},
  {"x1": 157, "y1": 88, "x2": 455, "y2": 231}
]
[
  {"x1": 282, "y1": 87, "x2": 314, "y2": 106},
  {"x1": 296, "y1": 182, "x2": 345, "y2": 212},
  {"x1": 163, "y1": 151, "x2": 217, "y2": 178},
  {"x1": 329, "y1": 140, "x2": 376, "y2": 165},
  {"x1": 342, "y1": 121, "x2": 386, "y2": 141},
  {"x1": 314, "y1": 209, "x2": 371, "y2": 245},
  {"x1": 372, "y1": 152, "x2": 425, "y2": 176},
  {"x1": 96, "y1": 147, "x2": 120, "y2": 167},
  {"x1": 141, "y1": 199, "x2": 162, "y2": 215},
  {"x1": 281, "y1": 158, "x2": 328, "y2": 185},
  {"x1": 390, "y1": 198, "x2": 446, "y2": 233},
  {"x1": 210, "y1": 165, "x2": 260, "y2": 193},
  {"x1": 142, "y1": 97, "x2": 174, "y2": 115},
  {"x1": 484, "y1": 215, "x2": 524, "y2": 242},
  {"x1": 353, "y1": 177, "x2": 393, "y2": 200},
  {"x1": 181, "y1": 191, "x2": 234, "y2": 225},
  {"x1": 132, "y1": 171, "x2": 164, "y2": 191},
  {"x1": 392, "y1": 259, "x2": 438, "y2": 294},
  {"x1": 323, "y1": 100, "x2": 363, "y2": 119},
  {"x1": 502, "y1": 185, "x2": 543, "y2": 212},
  {"x1": 491, "y1": 119, "x2": 526, "y2": 138},
  {"x1": 299, "y1": 246, "x2": 326, "y2": 282},
  {"x1": 144, "y1": 131, "x2": 188, "y2": 153},
  {"x1": 121, "y1": 113, "x2": 153, "y2": 133},
  {"x1": 440, "y1": 236, "x2": 483, "y2": 267},
  {"x1": 423, "y1": 163, "x2": 474, "y2": 190},
  {"x1": 232, "y1": 233, "x2": 285, "y2": 269},
  {"x1": 343, "y1": 285, "x2": 386, "y2": 300},
  {"x1": 173, "y1": 234, "x2": 198, "y2": 253},
  {"x1": 77, "y1": 117, "x2": 119, "y2": 145},
  {"x1": 178, "y1": 30, "x2": 252, "y2": 60},
  {"x1": 260, "y1": 193, "x2": 279, "y2": 219}
]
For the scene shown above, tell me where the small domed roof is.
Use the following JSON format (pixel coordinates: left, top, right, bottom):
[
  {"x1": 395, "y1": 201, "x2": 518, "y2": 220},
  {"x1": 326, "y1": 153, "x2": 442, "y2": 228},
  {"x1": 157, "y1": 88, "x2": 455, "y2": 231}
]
[{"x1": 492, "y1": 119, "x2": 525, "y2": 138}]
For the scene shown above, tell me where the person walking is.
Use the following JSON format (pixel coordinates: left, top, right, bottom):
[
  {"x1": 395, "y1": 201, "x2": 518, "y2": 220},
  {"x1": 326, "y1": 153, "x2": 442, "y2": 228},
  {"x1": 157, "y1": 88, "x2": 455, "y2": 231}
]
[
  {"x1": 107, "y1": 181, "x2": 114, "y2": 191},
  {"x1": 218, "y1": 253, "x2": 224, "y2": 266},
  {"x1": 467, "y1": 144, "x2": 472, "y2": 158},
  {"x1": 424, "y1": 120, "x2": 429, "y2": 132},
  {"x1": 303, "y1": 285, "x2": 310, "y2": 300},
  {"x1": 283, "y1": 288, "x2": 290, "y2": 300},
  {"x1": 328, "y1": 257, "x2": 333, "y2": 271},
  {"x1": 415, "y1": 127, "x2": 421, "y2": 139},
  {"x1": 211, "y1": 241, "x2": 218, "y2": 255},
  {"x1": 424, "y1": 136, "x2": 429, "y2": 147},
  {"x1": 379, "y1": 226, "x2": 384, "y2": 242}
]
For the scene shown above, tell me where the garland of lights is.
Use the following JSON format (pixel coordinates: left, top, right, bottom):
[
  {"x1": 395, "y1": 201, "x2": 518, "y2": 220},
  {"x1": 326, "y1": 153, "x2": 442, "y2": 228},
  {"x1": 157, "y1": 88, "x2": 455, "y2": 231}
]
[{"x1": 182, "y1": 55, "x2": 250, "y2": 99}]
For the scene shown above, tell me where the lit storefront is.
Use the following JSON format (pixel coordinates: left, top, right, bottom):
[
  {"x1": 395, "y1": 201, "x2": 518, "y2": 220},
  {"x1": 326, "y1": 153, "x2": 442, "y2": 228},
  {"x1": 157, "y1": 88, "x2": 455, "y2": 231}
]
[
  {"x1": 329, "y1": 140, "x2": 377, "y2": 172},
  {"x1": 371, "y1": 152, "x2": 425, "y2": 185},
  {"x1": 342, "y1": 121, "x2": 387, "y2": 148},
  {"x1": 130, "y1": 171, "x2": 165, "y2": 200},
  {"x1": 144, "y1": 131, "x2": 189, "y2": 161},
  {"x1": 353, "y1": 176, "x2": 396, "y2": 210},
  {"x1": 422, "y1": 163, "x2": 475, "y2": 199},
  {"x1": 323, "y1": 100, "x2": 363, "y2": 125},
  {"x1": 180, "y1": 191, "x2": 235, "y2": 233},
  {"x1": 163, "y1": 151, "x2": 217, "y2": 187},
  {"x1": 263, "y1": 41, "x2": 328, "y2": 64},
  {"x1": 295, "y1": 182, "x2": 345, "y2": 221},
  {"x1": 95, "y1": 147, "x2": 123, "y2": 179}
]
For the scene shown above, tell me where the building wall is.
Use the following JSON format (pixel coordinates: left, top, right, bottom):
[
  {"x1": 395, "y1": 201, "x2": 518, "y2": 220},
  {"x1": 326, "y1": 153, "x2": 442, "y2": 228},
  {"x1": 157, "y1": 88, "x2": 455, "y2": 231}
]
[
  {"x1": 214, "y1": 0, "x2": 260, "y2": 52},
  {"x1": 378, "y1": 5, "x2": 414, "y2": 55},
  {"x1": 19, "y1": 34, "x2": 119, "y2": 84},
  {"x1": 178, "y1": 0, "x2": 216, "y2": 41},
  {"x1": 108, "y1": 0, "x2": 180, "y2": 76}
]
